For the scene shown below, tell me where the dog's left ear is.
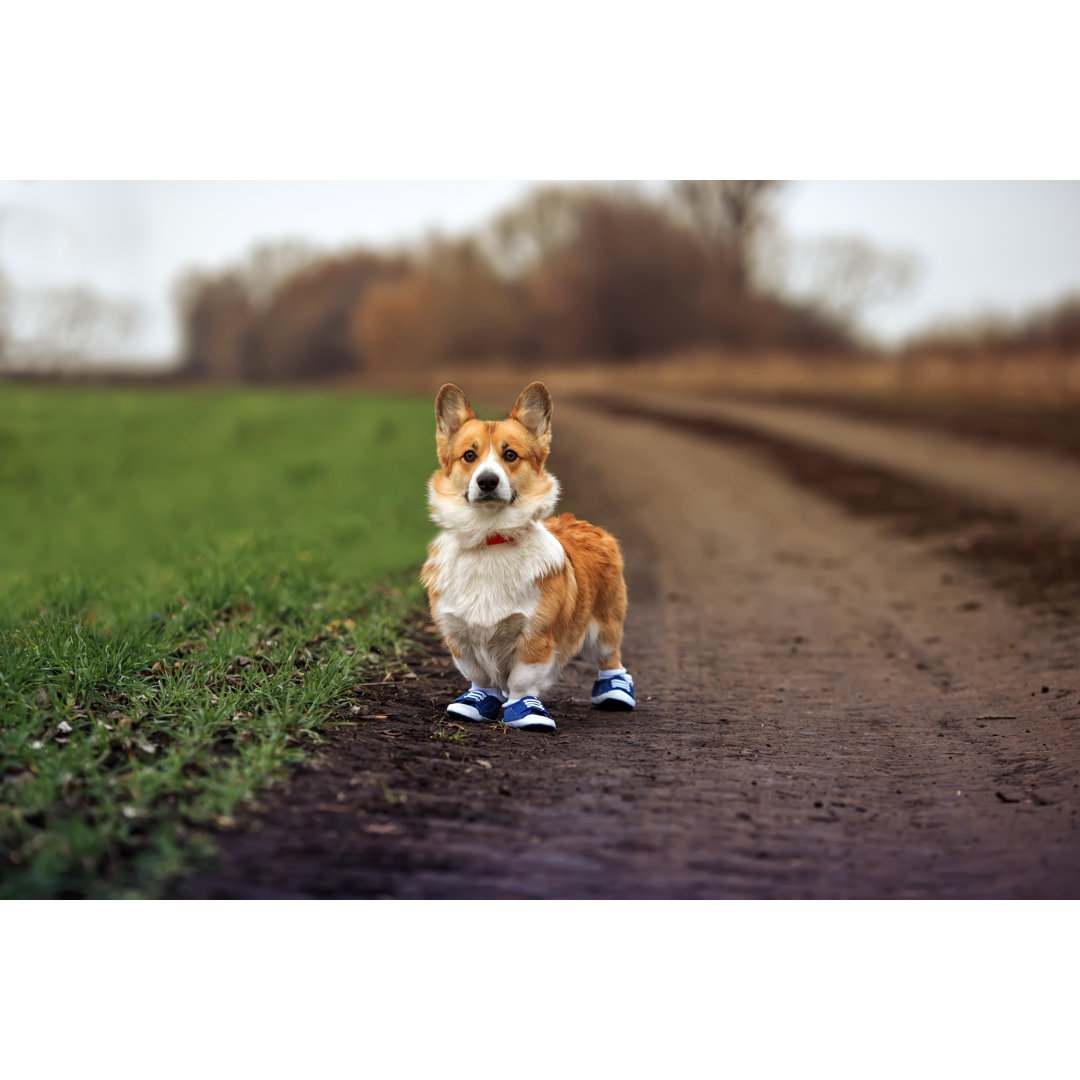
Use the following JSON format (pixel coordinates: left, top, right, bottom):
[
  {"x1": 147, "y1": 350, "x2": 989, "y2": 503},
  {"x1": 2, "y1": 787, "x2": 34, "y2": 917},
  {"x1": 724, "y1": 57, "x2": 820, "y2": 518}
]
[{"x1": 511, "y1": 382, "x2": 552, "y2": 448}]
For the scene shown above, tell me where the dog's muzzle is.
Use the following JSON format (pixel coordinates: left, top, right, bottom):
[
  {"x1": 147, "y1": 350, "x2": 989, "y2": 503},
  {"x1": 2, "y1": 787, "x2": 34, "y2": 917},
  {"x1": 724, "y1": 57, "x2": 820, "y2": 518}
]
[
  {"x1": 471, "y1": 472, "x2": 511, "y2": 503},
  {"x1": 475, "y1": 471, "x2": 500, "y2": 495}
]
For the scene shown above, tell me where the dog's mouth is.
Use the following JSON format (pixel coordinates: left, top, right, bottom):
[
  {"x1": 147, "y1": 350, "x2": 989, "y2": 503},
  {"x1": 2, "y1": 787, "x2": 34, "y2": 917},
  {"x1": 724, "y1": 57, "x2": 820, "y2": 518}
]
[{"x1": 466, "y1": 490, "x2": 518, "y2": 505}]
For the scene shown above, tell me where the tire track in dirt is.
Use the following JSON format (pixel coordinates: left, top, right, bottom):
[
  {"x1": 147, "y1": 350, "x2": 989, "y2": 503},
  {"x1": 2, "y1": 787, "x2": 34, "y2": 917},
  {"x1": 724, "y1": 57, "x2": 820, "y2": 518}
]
[
  {"x1": 582, "y1": 392, "x2": 1080, "y2": 619},
  {"x1": 178, "y1": 396, "x2": 1080, "y2": 899},
  {"x1": 609, "y1": 391, "x2": 1080, "y2": 530}
]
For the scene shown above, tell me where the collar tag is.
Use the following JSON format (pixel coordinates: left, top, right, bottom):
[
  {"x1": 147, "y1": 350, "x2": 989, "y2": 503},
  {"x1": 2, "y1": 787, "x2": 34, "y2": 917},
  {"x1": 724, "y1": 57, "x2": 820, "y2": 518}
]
[{"x1": 485, "y1": 533, "x2": 514, "y2": 546}]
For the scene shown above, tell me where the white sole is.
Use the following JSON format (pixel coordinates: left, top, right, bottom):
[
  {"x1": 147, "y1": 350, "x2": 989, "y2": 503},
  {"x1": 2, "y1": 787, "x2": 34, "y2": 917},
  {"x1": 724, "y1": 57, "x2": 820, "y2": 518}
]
[
  {"x1": 590, "y1": 690, "x2": 636, "y2": 709},
  {"x1": 446, "y1": 703, "x2": 498, "y2": 723},
  {"x1": 502, "y1": 715, "x2": 556, "y2": 732}
]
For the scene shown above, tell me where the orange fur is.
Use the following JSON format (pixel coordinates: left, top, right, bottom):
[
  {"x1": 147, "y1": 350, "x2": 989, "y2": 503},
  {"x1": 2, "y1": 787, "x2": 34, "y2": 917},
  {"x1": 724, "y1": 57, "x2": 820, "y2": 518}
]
[{"x1": 531, "y1": 514, "x2": 626, "y2": 671}]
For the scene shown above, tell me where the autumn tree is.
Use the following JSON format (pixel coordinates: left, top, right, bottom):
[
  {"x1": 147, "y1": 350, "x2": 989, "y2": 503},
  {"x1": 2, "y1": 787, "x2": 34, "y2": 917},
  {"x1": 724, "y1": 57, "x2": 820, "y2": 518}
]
[
  {"x1": 485, "y1": 185, "x2": 606, "y2": 279},
  {"x1": 247, "y1": 251, "x2": 409, "y2": 380},
  {"x1": 236, "y1": 240, "x2": 318, "y2": 308},
  {"x1": 2, "y1": 285, "x2": 141, "y2": 368},
  {"x1": 671, "y1": 180, "x2": 785, "y2": 294},
  {"x1": 521, "y1": 189, "x2": 710, "y2": 358},
  {"x1": 174, "y1": 272, "x2": 255, "y2": 379},
  {"x1": 779, "y1": 234, "x2": 918, "y2": 330},
  {"x1": 353, "y1": 238, "x2": 525, "y2": 374}
]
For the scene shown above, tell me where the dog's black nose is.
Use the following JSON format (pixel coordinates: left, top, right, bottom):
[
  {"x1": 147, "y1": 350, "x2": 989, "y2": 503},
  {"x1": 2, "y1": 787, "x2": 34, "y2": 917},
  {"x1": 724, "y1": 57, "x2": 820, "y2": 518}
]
[{"x1": 476, "y1": 471, "x2": 500, "y2": 493}]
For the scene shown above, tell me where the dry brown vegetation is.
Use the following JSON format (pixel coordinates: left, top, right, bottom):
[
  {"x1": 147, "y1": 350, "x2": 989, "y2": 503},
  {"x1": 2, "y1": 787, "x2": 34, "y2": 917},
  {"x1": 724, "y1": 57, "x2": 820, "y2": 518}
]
[
  {"x1": 903, "y1": 292, "x2": 1080, "y2": 361},
  {"x1": 560, "y1": 348, "x2": 1080, "y2": 405}
]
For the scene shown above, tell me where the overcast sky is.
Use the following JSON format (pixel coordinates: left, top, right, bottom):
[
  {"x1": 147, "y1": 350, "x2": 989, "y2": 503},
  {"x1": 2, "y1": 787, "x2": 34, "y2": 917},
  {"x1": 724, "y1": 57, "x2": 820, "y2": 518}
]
[{"x1": 1, "y1": 180, "x2": 1078, "y2": 362}]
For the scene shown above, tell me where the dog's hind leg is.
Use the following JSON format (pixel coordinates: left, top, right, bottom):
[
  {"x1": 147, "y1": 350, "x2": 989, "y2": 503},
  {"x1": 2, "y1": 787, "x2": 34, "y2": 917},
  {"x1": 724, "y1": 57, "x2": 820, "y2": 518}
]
[{"x1": 586, "y1": 612, "x2": 636, "y2": 711}]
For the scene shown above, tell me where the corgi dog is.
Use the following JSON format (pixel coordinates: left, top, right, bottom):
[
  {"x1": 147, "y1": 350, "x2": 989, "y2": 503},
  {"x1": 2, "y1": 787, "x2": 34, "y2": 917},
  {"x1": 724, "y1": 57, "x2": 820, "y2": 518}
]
[{"x1": 420, "y1": 381, "x2": 636, "y2": 733}]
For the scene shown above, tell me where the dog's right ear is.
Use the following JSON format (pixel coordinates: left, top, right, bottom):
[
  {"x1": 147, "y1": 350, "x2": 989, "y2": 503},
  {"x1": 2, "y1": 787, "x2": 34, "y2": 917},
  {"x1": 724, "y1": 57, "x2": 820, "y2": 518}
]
[{"x1": 435, "y1": 383, "x2": 475, "y2": 463}]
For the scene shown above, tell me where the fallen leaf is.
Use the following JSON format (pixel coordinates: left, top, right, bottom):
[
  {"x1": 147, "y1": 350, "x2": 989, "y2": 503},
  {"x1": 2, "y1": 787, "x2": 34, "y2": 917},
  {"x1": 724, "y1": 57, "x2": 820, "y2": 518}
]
[{"x1": 476, "y1": 759, "x2": 493, "y2": 769}]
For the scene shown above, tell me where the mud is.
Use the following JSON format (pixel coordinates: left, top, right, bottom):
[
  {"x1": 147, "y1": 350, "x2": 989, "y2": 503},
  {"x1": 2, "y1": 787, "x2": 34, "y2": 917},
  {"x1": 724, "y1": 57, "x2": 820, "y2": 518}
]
[{"x1": 178, "y1": 393, "x2": 1080, "y2": 899}]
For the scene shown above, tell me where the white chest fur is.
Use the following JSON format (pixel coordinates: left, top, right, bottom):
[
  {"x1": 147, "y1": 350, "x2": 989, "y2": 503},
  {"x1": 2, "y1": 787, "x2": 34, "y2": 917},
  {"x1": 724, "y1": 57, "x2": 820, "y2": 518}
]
[{"x1": 428, "y1": 521, "x2": 565, "y2": 627}]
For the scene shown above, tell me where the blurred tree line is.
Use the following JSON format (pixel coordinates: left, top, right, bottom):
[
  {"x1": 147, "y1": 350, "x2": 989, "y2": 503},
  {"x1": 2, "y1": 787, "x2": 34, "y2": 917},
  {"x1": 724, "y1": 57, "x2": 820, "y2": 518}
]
[
  {"x1": 902, "y1": 292, "x2": 1080, "y2": 359},
  {"x1": 0, "y1": 273, "x2": 141, "y2": 372},
  {"x1": 174, "y1": 182, "x2": 860, "y2": 381},
  {"x1": 172, "y1": 181, "x2": 1077, "y2": 382}
]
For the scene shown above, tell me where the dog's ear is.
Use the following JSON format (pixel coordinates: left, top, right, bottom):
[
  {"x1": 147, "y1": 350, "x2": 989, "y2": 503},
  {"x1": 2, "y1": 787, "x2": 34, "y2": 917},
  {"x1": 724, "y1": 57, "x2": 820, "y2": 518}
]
[
  {"x1": 510, "y1": 382, "x2": 552, "y2": 448},
  {"x1": 435, "y1": 383, "x2": 475, "y2": 462}
]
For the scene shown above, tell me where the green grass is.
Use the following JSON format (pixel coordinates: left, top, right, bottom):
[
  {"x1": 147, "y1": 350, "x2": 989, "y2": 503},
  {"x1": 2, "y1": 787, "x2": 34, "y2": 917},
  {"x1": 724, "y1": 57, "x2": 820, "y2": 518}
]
[{"x1": 0, "y1": 384, "x2": 436, "y2": 898}]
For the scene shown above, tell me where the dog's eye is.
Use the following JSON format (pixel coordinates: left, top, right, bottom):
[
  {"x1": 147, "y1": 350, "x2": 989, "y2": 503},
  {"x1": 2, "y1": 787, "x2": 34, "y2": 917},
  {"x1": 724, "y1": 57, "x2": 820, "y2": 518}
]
[
  {"x1": 503, "y1": 449, "x2": 518, "y2": 462},
  {"x1": 462, "y1": 449, "x2": 477, "y2": 463}
]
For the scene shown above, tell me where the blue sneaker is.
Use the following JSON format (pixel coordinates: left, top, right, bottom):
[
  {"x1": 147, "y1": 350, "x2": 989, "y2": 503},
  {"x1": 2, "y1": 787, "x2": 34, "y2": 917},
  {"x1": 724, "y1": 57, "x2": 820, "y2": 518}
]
[
  {"x1": 590, "y1": 672, "x2": 636, "y2": 710},
  {"x1": 446, "y1": 689, "x2": 503, "y2": 723},
  {"x1": 502, "y1": 697, "x2": 556, "y2": 732}
]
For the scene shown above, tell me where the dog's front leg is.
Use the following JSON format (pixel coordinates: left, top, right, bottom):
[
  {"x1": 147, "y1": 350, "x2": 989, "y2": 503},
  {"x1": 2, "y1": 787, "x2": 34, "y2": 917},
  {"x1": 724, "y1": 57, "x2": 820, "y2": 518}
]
[
  {"x1": 454, "y1": 656, "x2": 499, "y2": 691},
  {"x1": 497, "y1": 636, "x2": 560, "y2": 731},
  {"x1": 506, "y1": 637, "x2": 558, "y2": 703}
]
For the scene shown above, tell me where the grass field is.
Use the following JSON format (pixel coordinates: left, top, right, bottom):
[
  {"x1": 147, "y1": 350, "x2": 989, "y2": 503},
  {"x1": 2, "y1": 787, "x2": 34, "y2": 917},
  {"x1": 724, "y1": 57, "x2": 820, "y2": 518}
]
[{"x1": 0, "y1": 384, "x2": 436, "y2": 898}]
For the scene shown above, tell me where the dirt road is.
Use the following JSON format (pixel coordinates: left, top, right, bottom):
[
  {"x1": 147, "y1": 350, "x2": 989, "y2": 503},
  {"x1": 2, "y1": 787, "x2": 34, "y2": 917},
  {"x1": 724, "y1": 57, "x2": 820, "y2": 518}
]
[{"x1": 180, "y1": 389, "x2": 1080, "y2": 899}]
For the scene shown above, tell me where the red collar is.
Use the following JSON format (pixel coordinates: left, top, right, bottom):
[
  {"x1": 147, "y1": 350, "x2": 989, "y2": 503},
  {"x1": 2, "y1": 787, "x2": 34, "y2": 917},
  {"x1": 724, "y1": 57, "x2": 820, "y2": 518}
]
[{"x1": 485, "y1": 533, "x2": 515, "y2": 546}]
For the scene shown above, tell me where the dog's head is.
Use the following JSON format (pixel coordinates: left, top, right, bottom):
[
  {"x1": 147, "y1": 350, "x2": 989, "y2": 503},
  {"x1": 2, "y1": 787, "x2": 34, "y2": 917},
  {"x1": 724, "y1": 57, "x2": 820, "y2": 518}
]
[{"x1": 427, "y1": 381, "x2": 560, "y2": 542}]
